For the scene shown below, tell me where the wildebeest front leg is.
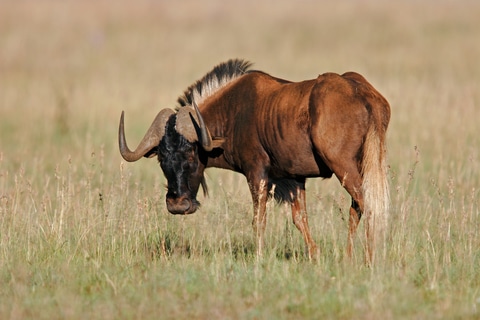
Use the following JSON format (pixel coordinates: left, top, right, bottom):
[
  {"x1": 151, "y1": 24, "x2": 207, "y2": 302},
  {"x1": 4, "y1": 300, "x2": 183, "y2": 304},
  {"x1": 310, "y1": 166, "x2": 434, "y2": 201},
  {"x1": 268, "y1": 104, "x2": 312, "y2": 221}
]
[
  {"x1": 249, "y1": 178, "x2": 268, "y2": 257},
  {"x1": 291, "y1": 187, "x2": 318, "y2": 260}
]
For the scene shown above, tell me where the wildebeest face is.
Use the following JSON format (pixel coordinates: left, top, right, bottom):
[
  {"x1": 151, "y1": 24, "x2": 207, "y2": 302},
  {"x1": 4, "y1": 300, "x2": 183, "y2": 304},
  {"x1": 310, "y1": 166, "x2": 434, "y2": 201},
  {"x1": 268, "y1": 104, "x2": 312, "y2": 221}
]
[
  {"x1": 119, "y1": 101, "x2": 217, "y2": 215},
  {"x1": 158, "y1": 116, "x2": 206, "y2": 215}
]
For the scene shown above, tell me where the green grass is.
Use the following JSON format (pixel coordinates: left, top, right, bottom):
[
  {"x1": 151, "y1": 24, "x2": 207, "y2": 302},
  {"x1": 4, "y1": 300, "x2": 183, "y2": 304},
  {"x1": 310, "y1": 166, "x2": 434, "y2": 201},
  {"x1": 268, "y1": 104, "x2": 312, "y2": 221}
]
[{"x1": 1, "y1": 0, "x2": 480, "y2": 319}]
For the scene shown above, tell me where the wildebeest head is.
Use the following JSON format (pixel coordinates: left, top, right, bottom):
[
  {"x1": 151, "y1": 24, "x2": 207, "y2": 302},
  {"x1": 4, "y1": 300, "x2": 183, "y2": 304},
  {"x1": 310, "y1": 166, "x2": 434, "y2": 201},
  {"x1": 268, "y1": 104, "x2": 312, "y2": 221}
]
[{"x1": 119, "y1": 101, "x2": 223, "y2": 215}]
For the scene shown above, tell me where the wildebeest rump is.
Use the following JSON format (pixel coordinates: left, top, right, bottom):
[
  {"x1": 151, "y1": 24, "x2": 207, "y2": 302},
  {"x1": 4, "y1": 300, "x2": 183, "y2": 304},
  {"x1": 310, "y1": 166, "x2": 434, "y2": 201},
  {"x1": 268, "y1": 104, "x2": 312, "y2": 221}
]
[{"x1": 119, "y1": 59, "x2": 390, "y2": 263}]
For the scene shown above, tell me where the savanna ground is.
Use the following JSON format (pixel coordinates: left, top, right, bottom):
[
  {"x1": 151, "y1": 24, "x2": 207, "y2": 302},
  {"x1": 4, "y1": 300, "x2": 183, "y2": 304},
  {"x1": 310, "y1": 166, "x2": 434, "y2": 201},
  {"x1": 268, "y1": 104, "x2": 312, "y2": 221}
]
[{"x1": 1, "y1": 0, "x2": 479, "y2": 319}]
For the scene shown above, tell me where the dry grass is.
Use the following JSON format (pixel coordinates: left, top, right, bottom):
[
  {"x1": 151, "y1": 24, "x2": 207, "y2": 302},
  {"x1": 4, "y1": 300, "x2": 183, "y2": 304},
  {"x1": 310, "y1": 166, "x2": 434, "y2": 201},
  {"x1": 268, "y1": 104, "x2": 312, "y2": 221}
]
[{"x1": 1, "y1": 0, "x2": 479, "y2": 319}]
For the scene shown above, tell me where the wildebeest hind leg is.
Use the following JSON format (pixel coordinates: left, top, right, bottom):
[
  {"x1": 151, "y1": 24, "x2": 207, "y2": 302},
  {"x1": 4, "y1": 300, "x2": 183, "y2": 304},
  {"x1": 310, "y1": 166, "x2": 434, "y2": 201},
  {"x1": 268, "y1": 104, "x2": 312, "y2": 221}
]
[
  {"x1": 327, "y1": 161, "x2": 366, "y2": 262},
  {"x1": 347, "y1": 199, "x2": 363, "y2": 261}
]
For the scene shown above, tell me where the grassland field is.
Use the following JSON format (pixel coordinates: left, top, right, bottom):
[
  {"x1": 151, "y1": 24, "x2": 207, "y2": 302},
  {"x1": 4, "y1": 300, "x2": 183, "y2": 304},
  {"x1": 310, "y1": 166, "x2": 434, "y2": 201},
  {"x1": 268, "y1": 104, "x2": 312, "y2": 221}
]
[{"x1": 1, "y1": 0, "x2": 479, "y2": 319}]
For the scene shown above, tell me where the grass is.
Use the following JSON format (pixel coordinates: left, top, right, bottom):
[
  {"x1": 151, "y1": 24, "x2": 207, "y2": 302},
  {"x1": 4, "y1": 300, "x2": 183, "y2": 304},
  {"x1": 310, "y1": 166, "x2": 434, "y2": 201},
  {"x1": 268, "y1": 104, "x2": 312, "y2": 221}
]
[{"x1": 1, "y1": 0, "x2": 480, "y2": 318}]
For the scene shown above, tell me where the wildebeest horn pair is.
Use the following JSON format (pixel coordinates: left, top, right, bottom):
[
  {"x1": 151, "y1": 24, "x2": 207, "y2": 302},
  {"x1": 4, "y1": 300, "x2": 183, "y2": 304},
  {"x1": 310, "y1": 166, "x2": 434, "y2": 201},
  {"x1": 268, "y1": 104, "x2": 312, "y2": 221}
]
[{"x1": 118, "y1": 100, "x2": 214, "y2": 162}]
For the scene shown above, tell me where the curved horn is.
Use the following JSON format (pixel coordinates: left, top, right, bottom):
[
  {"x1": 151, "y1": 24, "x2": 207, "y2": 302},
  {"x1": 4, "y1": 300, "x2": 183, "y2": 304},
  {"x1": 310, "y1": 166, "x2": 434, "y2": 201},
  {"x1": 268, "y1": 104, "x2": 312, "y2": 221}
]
[
  {"x1": 192, "y1": 100, "x2": 213, "y2": 151},
  {"x1": 119, "y1": 109, "x2": 175, "y2": 162}
]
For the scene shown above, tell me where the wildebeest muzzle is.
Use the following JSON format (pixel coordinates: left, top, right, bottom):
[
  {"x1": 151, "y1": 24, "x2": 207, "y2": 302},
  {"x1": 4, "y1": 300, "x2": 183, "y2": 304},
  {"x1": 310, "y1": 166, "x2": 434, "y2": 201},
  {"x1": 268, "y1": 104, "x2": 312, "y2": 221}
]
[{"x1": 166, "y1": 195, "x2": 199, "y2": 215}]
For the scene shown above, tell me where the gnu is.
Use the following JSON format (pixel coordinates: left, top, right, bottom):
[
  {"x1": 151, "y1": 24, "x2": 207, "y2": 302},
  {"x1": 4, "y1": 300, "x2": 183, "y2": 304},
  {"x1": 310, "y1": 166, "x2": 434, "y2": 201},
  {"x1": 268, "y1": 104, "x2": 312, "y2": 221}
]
[{"x1": 119, "y1": 59, "x2": 390, "y2": 264}]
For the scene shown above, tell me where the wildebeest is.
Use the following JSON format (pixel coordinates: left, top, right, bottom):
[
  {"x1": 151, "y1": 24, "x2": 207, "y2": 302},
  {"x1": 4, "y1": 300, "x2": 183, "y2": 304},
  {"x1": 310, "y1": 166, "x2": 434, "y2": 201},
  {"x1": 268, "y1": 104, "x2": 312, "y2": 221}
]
[{"x1": 119, "y1": 59, "x2": 390, "y2": 263}]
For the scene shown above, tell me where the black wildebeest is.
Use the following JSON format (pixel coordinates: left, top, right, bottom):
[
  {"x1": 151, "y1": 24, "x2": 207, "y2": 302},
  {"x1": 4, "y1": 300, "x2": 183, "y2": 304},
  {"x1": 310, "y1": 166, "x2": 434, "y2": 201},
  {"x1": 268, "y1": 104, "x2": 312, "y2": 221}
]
[{"x1": 119, "y1": 59, "x2": 390, "y2": 263}]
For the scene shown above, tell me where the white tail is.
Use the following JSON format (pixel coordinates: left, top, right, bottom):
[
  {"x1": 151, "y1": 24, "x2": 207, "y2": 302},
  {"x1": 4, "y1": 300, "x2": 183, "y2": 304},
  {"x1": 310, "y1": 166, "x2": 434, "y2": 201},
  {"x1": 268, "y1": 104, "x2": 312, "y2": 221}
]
[{"x1": 361, "y1": 125, "x2": 390, "y2": 265}]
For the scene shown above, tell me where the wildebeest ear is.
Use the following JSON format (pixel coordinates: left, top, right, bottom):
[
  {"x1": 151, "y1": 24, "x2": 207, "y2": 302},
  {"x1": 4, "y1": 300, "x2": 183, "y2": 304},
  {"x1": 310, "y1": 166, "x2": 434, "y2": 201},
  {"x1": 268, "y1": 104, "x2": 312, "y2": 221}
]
[{"x1": 211, "y1": 137, "x2": 226, "y2": 149}]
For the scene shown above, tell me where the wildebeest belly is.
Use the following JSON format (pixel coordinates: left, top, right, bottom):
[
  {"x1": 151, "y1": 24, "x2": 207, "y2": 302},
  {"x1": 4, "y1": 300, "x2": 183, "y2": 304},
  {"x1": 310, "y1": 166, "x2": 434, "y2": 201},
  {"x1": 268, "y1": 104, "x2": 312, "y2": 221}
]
[{"x1": 265, "y1": 138, "x2": 333, "y2": 179}]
